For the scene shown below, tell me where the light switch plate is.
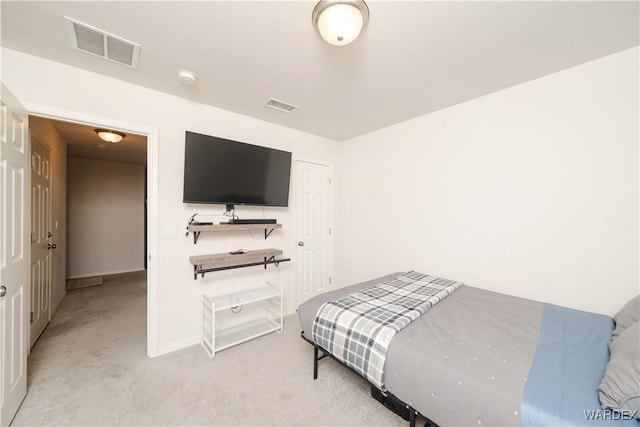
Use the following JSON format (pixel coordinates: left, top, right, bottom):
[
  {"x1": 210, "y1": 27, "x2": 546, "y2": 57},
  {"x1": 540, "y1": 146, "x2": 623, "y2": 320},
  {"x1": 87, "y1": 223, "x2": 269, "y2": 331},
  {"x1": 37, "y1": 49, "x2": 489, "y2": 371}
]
[{"x1": 162, "y1": 224, "x2": 177, "y2": 238}]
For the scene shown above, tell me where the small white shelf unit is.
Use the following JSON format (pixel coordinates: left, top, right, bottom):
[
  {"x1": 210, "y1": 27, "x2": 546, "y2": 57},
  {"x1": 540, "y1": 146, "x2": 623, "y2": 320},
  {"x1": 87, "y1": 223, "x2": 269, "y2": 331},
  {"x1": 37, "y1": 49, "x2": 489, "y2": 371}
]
[{"x1": 201, "y1": 282, "x2": 283, "y2": 358}]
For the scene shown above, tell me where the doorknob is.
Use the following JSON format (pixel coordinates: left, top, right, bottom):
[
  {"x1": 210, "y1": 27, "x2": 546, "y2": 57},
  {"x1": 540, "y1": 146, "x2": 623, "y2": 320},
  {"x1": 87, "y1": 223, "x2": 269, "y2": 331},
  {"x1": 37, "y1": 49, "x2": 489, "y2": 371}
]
[
  {"x1": 47, "y1": 243, "x2": 57, "y2": 250},
  {"x1": 298, "y1": 241, "x2": 304, "y2": 247},
  {"x1": 0, "y1": 286, "x2": 6, "y2": 298}
]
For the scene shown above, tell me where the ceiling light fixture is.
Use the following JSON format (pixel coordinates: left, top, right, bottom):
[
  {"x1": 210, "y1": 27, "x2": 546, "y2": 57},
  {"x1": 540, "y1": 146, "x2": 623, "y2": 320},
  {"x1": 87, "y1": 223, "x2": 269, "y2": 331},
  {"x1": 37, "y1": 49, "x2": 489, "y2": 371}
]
[
  {"x1": 312, "y1": 0, "x2": 369, "y2": 46},
  {"x1": 95, "y1": 129, "x2": 125, "y2": 143}
]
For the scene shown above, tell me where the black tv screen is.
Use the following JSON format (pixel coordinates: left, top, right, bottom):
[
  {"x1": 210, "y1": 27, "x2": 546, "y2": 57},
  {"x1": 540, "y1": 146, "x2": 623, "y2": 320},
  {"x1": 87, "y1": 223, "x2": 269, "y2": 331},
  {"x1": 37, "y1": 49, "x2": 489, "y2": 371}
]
[{"x1": 183, "y1": 131, "x2": 292, "y2": 207}]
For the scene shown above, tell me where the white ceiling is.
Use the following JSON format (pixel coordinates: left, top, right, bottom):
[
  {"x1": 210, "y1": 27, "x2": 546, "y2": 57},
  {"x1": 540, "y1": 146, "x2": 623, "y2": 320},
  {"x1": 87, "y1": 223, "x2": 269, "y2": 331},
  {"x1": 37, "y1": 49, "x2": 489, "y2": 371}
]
[
  {"x1": 2, "y1": 1, "x2": 639, "y2": 143},
  {"x1": 51, "y1": 119, "x2": 148, "y2": 165}
]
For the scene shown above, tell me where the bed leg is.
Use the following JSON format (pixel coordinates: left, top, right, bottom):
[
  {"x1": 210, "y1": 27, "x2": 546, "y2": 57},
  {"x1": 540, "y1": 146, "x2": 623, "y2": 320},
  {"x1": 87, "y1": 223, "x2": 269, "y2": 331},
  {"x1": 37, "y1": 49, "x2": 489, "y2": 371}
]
[{"x1": 313, "y1": 345, "x2": 319, "y2": 380}]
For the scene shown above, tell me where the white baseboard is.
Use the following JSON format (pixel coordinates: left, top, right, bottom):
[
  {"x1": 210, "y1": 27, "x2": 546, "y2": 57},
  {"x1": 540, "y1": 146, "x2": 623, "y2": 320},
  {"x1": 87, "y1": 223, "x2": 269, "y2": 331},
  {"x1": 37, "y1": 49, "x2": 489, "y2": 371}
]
[
  {"x1": 66, "y1": 268, "x2": 144, "y2": 280},
  {"x1": 157, "y1": 336, "x2": 200, "y2": 357}
]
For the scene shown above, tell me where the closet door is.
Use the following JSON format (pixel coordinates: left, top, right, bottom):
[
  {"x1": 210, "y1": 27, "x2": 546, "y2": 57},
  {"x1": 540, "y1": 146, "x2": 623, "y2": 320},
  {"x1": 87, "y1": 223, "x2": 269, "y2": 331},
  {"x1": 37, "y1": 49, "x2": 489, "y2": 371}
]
[{"x1": 296, "y1": 160, "x2": 333, "y2": 306}]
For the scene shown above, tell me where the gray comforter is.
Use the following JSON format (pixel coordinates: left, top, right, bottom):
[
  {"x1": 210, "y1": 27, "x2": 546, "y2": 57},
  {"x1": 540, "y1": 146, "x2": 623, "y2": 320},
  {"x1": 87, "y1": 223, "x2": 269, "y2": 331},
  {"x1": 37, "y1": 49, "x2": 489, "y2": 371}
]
[{"x1": 298, "y1": 274, "x2": 543, "y2": 427}]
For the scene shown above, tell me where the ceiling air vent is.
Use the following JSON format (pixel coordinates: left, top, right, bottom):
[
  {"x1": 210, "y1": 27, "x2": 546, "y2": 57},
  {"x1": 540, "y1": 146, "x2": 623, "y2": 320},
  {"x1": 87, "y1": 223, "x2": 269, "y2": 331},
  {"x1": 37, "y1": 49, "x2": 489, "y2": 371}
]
[
  {"x1": 263, "y1": 98, "x2": 299, "y2": 113},
  {"x1": 65, "y1": 17, "x2": 140, "y2": 69}
]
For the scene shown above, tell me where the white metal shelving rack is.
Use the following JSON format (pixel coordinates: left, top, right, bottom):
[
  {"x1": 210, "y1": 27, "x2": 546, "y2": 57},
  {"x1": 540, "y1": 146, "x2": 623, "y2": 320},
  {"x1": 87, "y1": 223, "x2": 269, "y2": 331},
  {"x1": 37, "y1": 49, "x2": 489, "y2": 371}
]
[{"x1": 201, "y1": 282, "x2": 283, "y2": 358}]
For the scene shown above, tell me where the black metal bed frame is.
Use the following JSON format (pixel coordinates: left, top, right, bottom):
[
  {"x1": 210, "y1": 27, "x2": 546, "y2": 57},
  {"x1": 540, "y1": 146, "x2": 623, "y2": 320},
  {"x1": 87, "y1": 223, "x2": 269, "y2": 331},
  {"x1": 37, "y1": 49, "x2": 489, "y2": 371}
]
[{"x1": 300, "y1": 331, "x2": 437, "y2": 427}]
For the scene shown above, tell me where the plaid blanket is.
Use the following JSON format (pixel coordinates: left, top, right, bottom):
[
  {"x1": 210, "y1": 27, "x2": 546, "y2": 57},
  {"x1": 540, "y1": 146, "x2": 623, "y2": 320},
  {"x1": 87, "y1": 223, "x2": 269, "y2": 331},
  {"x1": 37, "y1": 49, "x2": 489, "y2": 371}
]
[{"x1": 311, "y1": 271, "x2": 464, "y2": 390}]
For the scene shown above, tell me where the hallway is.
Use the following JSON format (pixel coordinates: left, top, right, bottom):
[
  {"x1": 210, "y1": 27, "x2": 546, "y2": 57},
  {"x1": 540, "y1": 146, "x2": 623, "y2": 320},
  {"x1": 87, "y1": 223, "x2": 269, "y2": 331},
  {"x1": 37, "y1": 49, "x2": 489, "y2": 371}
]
[{"x1": 13, "y1": 271, "x2": 147, "y2": 425}]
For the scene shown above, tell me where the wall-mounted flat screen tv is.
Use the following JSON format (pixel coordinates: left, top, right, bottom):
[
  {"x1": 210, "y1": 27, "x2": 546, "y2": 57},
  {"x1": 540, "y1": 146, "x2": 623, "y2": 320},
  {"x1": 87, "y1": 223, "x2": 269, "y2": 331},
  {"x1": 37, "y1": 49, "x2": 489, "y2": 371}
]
[{"x1": 183, "y1": 131, "x2": 292, "y2": 207}]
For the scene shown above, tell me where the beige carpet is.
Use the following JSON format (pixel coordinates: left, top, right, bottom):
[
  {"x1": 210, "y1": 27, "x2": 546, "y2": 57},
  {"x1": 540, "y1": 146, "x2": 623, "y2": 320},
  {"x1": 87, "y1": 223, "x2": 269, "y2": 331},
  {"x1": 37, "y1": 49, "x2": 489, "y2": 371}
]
[{"x1": 12, "y1": 271, "x2": 407, "y2": 426}]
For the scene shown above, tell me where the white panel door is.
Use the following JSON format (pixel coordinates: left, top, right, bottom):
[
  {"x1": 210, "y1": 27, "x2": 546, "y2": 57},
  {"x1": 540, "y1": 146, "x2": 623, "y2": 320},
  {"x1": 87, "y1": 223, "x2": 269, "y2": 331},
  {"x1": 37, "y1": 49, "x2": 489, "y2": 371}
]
[
  {"x1": 296, "y1": 161, "x2": 333, "y2": 306},
  {"x1": 0, "y1": 85, "x2": 30, "y2": 426},
  {"x1": 30, "y1": 139, "x2": 51, "y2": 347}
]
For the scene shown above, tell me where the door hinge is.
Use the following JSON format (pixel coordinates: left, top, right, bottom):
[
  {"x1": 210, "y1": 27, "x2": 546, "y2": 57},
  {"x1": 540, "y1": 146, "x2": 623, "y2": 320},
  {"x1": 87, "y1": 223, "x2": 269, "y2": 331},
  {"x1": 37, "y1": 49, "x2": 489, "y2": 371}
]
[
  {"x1": 329, "y1": 277, "x2": 332, "y2": 284},
  {"x1": 328, "y1": 227, "x2": 332, "y2": 235},
  {"x1": 30, "y1": 311, "x2": 34, "y2": 323}
]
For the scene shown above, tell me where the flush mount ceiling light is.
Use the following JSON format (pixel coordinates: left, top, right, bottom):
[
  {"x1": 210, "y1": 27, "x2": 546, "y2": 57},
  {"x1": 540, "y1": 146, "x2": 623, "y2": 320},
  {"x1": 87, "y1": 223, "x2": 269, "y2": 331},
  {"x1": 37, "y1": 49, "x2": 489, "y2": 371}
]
[
  {"x1": 95, "y1": 129, "x2": 125, "y2": 143},
  {"x1": 312, "y1": 0, "x2": 369, "y2": 46}
]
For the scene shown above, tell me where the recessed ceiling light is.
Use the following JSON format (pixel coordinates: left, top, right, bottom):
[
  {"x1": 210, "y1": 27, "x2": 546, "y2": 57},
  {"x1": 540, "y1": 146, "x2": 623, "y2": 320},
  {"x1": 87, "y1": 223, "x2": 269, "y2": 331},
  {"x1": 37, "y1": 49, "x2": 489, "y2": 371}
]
[{"x1": 178, "y1": 70, "x2": 197, "y2": 86}]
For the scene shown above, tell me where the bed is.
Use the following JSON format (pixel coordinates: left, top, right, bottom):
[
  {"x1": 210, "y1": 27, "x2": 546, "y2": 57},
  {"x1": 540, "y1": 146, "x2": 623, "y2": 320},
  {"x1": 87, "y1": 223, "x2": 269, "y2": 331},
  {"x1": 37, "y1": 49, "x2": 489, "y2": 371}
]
[{"x1": 298, "y1": 272, "x2": 639, "y2": 427}]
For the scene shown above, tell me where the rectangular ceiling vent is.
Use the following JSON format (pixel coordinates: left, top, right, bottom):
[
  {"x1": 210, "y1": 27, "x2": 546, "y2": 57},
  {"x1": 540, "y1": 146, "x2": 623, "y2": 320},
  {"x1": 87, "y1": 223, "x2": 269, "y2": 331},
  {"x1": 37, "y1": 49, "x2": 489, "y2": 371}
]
[
  {"x1": 65, "y1": 17, "x2": 140, "y2": 69},
  {"x1": 263, "y1": 98, "x2": 299, "y2": 113}
]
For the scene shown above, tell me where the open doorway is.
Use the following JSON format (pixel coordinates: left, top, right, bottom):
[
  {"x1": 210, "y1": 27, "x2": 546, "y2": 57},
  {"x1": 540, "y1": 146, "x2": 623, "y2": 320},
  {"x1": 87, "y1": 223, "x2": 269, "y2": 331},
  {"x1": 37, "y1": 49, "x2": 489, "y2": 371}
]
[
  {"x1": 27, "y1": 113, "x2": 158, "y2": 356},
  {"x1": 56, "y1": 119, "x2": 147, "y2": 287}
]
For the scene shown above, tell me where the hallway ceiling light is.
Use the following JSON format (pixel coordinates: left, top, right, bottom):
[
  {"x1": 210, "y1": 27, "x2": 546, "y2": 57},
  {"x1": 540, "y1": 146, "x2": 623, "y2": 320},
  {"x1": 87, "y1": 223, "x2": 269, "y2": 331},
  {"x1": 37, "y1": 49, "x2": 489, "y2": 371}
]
[
  {"x1": 95, "y1": 129, "x2": 125, "y2": 143},
  {"x1": 312, "y1": 0, "x2": 369, "y2": 46}
]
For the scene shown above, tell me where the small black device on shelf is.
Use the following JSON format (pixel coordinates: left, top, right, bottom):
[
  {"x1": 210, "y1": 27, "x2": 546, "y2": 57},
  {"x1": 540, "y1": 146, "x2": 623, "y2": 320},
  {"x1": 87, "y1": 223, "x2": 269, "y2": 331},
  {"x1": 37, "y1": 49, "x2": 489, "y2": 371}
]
[
  {"x1": 187, "y1": 213, "x2": 213, "y2": 226},
  {"x1": 220, "y1": 219, "x2": 277, "y2": 225}
]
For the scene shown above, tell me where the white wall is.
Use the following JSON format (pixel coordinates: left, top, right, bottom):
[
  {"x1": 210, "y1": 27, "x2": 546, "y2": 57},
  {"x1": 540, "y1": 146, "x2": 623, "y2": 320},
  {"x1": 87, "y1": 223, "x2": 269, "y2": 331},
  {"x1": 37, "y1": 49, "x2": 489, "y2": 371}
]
[
  {"x1": 67, "y1": 156, "x2": 145, "y2": 278},
  {"x1": 4, "y1": 46, "x2": 637, "y2": 355},
  {"x1": 335, "y1": 47, "x2": 639, "y2": 316},
  {"x1": 1, "y1": 48, "x2": 338, "y2": 354},
  {"x1": 29, "y1": 116, "x2": 67, "y2": 315}
]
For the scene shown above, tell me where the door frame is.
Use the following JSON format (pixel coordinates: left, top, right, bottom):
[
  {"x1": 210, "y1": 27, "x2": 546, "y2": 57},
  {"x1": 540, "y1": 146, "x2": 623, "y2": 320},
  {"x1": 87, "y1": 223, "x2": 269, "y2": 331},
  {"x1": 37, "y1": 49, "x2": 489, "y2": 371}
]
[{"x1": 24, "y1": 102, "x2": 160, "y2": 357}]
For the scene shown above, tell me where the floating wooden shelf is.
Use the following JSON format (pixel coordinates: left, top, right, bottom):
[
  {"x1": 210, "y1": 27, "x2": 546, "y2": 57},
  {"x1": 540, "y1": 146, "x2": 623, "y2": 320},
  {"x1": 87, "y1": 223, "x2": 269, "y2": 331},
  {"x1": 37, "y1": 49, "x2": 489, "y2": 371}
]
[
  {"x1": 189, "y1": 248, "x2": 291, "y2": 279},
  {"x1": 187, "y1": 223, "x2": 283, "y2": 244}
]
